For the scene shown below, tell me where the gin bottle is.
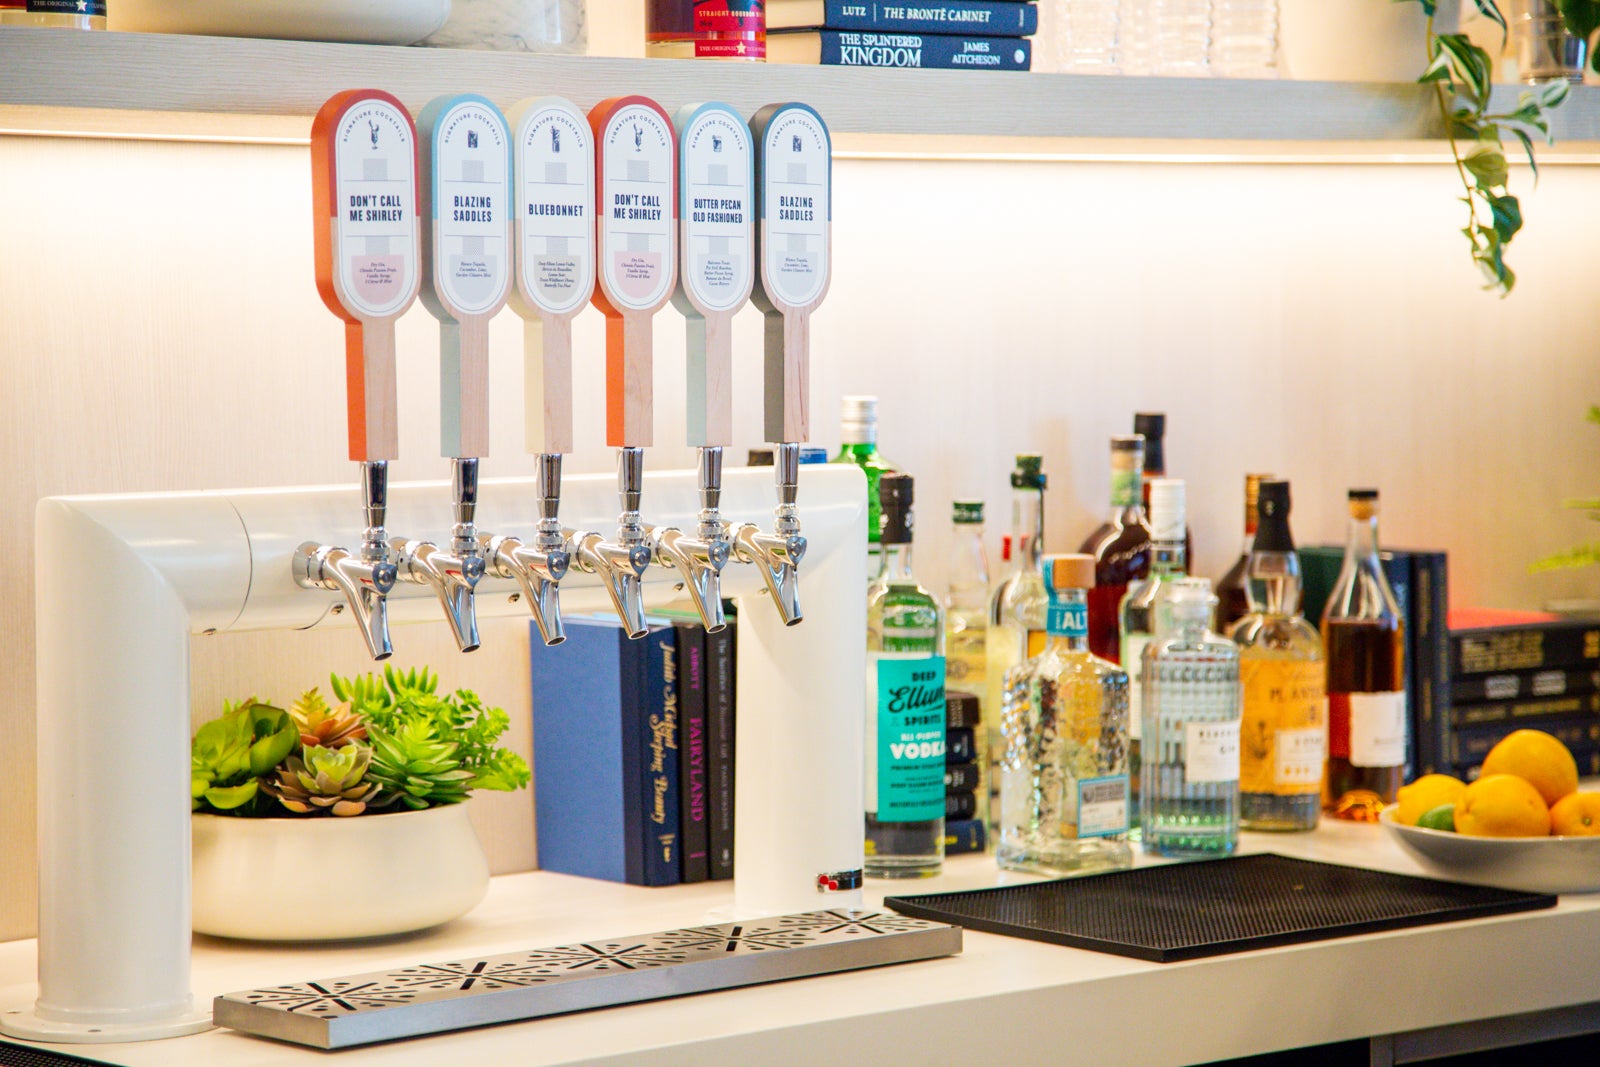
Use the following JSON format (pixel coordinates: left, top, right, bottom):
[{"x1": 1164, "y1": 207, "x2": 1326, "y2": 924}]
[
  {"x1": 1118, "y1": 477, "x2": 1187, "y2": 831},
  {"x1": 1232, "y1": 481, "x2": 1326, "y2": 832},
  {"x1": 986, "y1": 454, "x2": 1049, "y2": 740},
  {"x1": 831, "y1": 395, "x2": 900, "y2": 582},
  {"x1": 945, "y1": 500, "x2": 991, "y2": 830},
  {"x1": 865, "y1": 473, "x2": 945, "y2": 878},
  {"x1": 999, "y1": 554, "x2": 1132, "y2": 877},
  {"x1": 1322, "y1": 489, "x2": 1406, "y2": 822},
  {"x1": 1141, "y1": 578, "x2": 1241, "y2": 858},
  {"x1": 1079, "y1": 436, "x2": 1151, "y2": 663}
]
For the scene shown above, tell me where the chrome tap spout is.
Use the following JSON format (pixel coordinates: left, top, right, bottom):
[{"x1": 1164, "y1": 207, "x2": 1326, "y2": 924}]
[
  {"x1": 485, "y1": 534, "x2": 570, "y2": 646},
  {"x1": 566, "y1": 528, "x2": 651, "y2": 639},
  {"x1": 649, "y1": 525, "x2": 730, "y2": 632},
  {"x1": 733, "y1": 523, "x2": 806, "y2": 626},
  {"x1": 391, "y1": 538, "x2": 486, "y2": 653},
  {"x1": 293, "y1": 542, "x2": 398, "y2": 661}
]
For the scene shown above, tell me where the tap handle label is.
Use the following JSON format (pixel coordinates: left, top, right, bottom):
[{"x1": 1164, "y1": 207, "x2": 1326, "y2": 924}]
[
  {"x1": 674, "y1": 103, "x2": 754, "y2": 317},
  {"x1": 510, "y1": 97, "x2": 597, "y2": 320},
  {"x1": 418, "y1": 94, "x2": 513, "y2": 322},
  {"x1": 591, "y1": 96, "x2": 678, "y2": 316},
  {"x1": 312, "y1": 90, "x2": 422, "y2": 324},
  {"x1": 751, "y1": 103, "x2": 831, "y2": 315}
]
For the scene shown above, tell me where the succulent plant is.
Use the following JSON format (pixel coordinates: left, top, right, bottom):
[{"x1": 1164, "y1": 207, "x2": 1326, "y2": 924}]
[
  {"x1": 264, "y1": 743, "x2": 380, "y2": 817},
  {"x1": 191, "y1": 699, "x2": 297, "y2": 814},
  {"x1": 288, "y1": 687, "x2": 367, "y2": 749},
  {"x1": 366, "y1": 721, "x2": 475, "y2": 811}
]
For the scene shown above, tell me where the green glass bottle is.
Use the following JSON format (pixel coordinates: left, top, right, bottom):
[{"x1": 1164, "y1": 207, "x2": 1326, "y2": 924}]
[{"x1": 832, "y1": 395, "x2": 900, "y2": 581}]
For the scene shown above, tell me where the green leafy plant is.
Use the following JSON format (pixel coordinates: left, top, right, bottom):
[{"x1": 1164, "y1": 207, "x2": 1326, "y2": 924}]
[
  {"x1": 366, "y1": 721, "x2": 476, "y2": 811},
  {"x1": 1407, "y1": 0, "x2": 1568, "y2": 295},
  {"x1": 190, "y1": 699, "x2": 297, "y2": 815},
  {"x1": 288, "y1": 686, "x2": 367, "y2": 749},
  {"x1": 1531, "y1": 405, "x2": 1600, "y2": 572},
  {"x1": 263, "y1": 744, "x2": 380, "y2": 817},
  {"x1": 1555, "y1": 1, "x2": 1600, "y2": 73}
]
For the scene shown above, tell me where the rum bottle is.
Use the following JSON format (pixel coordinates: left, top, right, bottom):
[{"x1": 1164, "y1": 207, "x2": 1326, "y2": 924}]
[
  {"x1": 1233, "y1": 480, "x2": 1326, "y2": 832},
  {"x1": 945, "y1": 499, "x2": 991, "y2": 829},
  {"x1": 1217, "y1": 472, "x2": 1273, "y2": 634},
  {"x1": 831, "y1": 395, "x2": 900, "y2": 581},
  {"x1": 1141, "y1": 578, "x2": 1241, "y2": 857},
  {"x1": 865, "y1": 473, "x2": 945, "y2": 877},
  {"x1": 998, "y1": 554, "x2": 1132, "y2": 876},
  {"x1": 1078, "y1": 436, "x2": 1151, "y2": 662},
  {"x1": 1322, "y1": 488, "x2": 1406, "y2": 822}
]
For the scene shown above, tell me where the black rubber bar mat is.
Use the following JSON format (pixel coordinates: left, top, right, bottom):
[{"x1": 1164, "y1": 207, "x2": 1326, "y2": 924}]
[
  {"x1": 0, "y1": 1043, "x2": 116, "y2": 1067},
  {"x1": 885, "y1": 853, "x2": 1557, "y2": 963}
]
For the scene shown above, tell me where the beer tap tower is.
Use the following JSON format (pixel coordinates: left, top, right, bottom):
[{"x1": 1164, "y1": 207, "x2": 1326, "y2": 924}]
[{"x1": 6, "y1": 92, "x2": 862, "y2": 1045}]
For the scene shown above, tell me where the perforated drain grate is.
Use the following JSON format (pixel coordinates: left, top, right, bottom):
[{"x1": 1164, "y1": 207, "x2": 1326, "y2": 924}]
[
  {"x1": 885, "y1": 853, "x2": 1555, "y2": 963},
  {"x1": 0, "y1": 1043, "x2": 115, "y2": 1067}
]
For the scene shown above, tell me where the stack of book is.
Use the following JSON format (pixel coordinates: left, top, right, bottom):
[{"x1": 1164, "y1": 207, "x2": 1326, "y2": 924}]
[
  {"x1": 529, "y1": 615, "x2": 736, "y2": 887},
  {"x1": 1444, "y1": 611, "x2": 1600, "y2": 779},
  {"x1": 768, "y1": 0, "x2": 1036, "y2": 71},
  {"x1": 943, "y1": 691, "x2": 986, "y2": 854}
]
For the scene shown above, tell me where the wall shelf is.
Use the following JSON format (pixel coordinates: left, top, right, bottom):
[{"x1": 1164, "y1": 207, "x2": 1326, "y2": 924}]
[{"x1": 4, "y1": 27, "x2": 1600, "y2": 153}]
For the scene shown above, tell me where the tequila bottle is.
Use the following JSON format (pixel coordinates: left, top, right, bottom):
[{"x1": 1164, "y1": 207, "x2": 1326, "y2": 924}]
[
  {"x1": 945, "y1": 500, "x2": 991, "y2": 830},
  {"x1": 1141, "y1": 578, "x2": 1241, "y2": 858},
  {"x1": 831, "y1": 395, "x2": 900, "y2": 582},
  {"x1": 986, "y1": 454, "x2": 1049, "y2": 751},
  {"x1": 1216, "y1": 473, "x2": 1273, "y2": 635},
  {"x1": 865, "y1": 473, "x2": 945, "y2": 878},
  {"x1": 999, "y1": 554, "x2": 1132, "y2": 876},
  {"x1": 1322, "y1": 489, "x2": 1406, "y2": 822},
  {"x1": 1232, "y1": 480, "x2": 1326, "y2": 832},
  {"x1": 1118, "y1": 477, "x2": 1187, "y2": 831},
  {"x1": 1079, "y1": 436, "x2": 1151, "y2": 662}
]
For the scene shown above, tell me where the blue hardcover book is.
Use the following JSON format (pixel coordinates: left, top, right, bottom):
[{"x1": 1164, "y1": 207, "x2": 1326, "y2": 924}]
[
  {"x1": 769, "y1": 29, "x2": 1032, "y2": 70},
  {"x1": 530, "y1": 615, "x2": 680, "y2": 887},
  {"x1": 768, "y1": 0, "x2": 1038, "y2": 36}
]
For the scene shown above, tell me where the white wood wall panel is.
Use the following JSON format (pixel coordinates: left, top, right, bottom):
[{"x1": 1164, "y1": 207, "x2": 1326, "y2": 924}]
[{"x1": 1, "y1": 133, "x2": 1597, "y2": 941}]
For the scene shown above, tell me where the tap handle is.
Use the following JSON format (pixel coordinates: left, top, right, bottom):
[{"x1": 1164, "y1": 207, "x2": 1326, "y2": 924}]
[{"x1": 361, "y1": 460, "x2": 390, "y2": 560}]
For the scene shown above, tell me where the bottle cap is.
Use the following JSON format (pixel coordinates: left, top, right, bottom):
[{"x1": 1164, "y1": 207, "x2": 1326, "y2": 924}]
[
  {"x1": 1148, "y1": 478, "x2": 1186, "y2": 540},
  {"x1": 747, "y1": 448, "x2": 774, "y2": 466},
  {"x1": 879, "y1": 473, "x2": 913, "y2": 544},
  {"x1": 952, "y1": 499, "x2": 984, "y2": 525},
  {"x1": 1134, "y1": 413, "x2": 1166, "y2": 475},
  {"x1": 1011, "y1": 453, "x2": 1046, "y2": 490},
  {"x1": 1043, "y1": 553, "x2": 1096, "y2": 592},
  {"x1": 1254, "y1": 480, "x2": 1295, "y2": 552},
  {"x1": 1000, "y1": 534, "x2": 1013, "y2": 563},
  {"x1": 840, "y1": 395, "x2": 879, "y2": 445},
  {"x1": 1347, "y1": 487, "x2": 1379, "y2": 521},
  {"x1": 799, "y1": 447, "x2": 828, "y2": 465}
]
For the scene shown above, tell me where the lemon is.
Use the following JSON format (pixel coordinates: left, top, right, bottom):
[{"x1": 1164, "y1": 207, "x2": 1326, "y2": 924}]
[
  {"x1": 1550, "y1": 792, "x2": 1600, "y2": 837},
  {"x1": 1416, "y1": 803, "x2": 1456, "y2": 832},
  {"x1": 1395, "y1": 774, "x2": 1468, "y2": 826},
  {"x1": 1454, "y1": 774, "x2": 1551, "y2": 838},
  {"x1": 1480, "y1": 729, "x2": 1579, "y2": 807}
]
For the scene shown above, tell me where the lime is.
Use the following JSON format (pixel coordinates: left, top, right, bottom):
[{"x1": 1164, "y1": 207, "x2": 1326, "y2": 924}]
[{"x1": 1416, "y1": 803, "x2": 1457, "y2": 832}]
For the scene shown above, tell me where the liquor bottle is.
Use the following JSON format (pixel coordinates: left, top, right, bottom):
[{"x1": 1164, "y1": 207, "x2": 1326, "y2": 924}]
[
  {"x1": 945, "y1": 499, "x2": 991, "y2": 830},
  {"x1": 987, "y1": 454, "x2": 1049, "y2": 731},
  {"x1": 1117, "y1": 477, "x2": 1187, "y2": 830},
  {"x1": 645, "y1": 0, "x2": 766, "y2": 60},
  {"x1": 1134, "y1": 412, "x2": 1194, "y2": 566},
  {"x1": 1079, "y1": 436, "x2": 1151, "y2": 662},
  {"x1": 1322, "y1": 488, "x2": 1406, "y2": 822},
  {"x1": 1232, "y1": 480, "x2": 1325, "y2": 832},
  {"x1": 865, "y1": 473, "x2": 945, "y2": 878},
  {"x1": 998, "y1": 554, "x2": 1133, "y2": 876},
  {"x1": 14, "y1": 0, "x2": 104, "y2": 27},
  {"x1": 831, "y1": 395, "x2": 900, "y2": 581},
  {"x1": 1217, "y1": 473, "x2": 1273, "y2": 634},
  {"x1": 1141, "y1": 578, "x2": 1241, "y2": 857}
]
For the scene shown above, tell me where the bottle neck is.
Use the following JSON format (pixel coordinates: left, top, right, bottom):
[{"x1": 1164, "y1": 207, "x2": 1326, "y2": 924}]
[
  {"x1": 878, "y1": 538, "x2": 916, "y2": 581},
  {"x1": 1045, "y1": 588, "x2": 1089, "y2": 652},
  {"x1": 1109, "y1": 461, "x2": 1143, "y2": 515},
  {"x1": 949, "y1": 524, "x2": 987, "y2": 587},
  {"x1": 1011, "y1": 488, "x2": 1043, "y2": 567},
  {"x1": 840, "y1": 440, "x2": 877, "y2": 460},
  {"x1": 1344, "y1": 513, "x2": 1380, "y2": 563},
  {"x1": 1150, "y1": 537, "x2": 1186, "y2": 577},
  {"x1": 1248, "y1": 550, "x2": 1303, "y2": 616}
]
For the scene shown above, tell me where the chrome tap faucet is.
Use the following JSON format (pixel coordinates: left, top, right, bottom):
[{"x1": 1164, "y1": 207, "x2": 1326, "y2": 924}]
[
  {"x1": 294, "y1": 460, "x2": 400, "y2": 660},
  {"x1": 562, "y1": 448, "x2": 651, "y2": 638},
  {"x1": 648, "y1": 446, "x2": 731, "y2": 632},
  {"x1": 485, "y1": 453, "x2": 571, "y2": 646},
  {"x1": 734, "y1": 442, "x2": 807, "y2": 626},
  {"x1": 391, "y1": 457, "x2": 486, "y2": 653}
]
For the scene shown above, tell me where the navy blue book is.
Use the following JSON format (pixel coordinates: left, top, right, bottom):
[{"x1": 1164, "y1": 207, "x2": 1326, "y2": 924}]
[
  {"x1": 942, "y1": 818, "x2": 988, "y2": 856},
  {"x1": 675, "y1": 621, "x2": 711, "y2": 884},
  {"x1": 769, "y1": 29, "x2": 1032, "y2": 70},
  {"x1": 530, "y1": 615, "x2": 680, "y2": 887},
  {"x1": 767, "y1": 0, "x2": 1038, "y2": 36}
]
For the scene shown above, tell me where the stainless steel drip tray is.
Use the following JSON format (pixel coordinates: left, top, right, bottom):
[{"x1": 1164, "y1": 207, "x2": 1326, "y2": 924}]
[{"x1": 213, "y1": 909, "x2": 962, "y2": 1050}]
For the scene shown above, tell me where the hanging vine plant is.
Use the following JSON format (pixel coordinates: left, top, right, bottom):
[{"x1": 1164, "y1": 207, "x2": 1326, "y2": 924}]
[{"x1": 1407, "y1": 0, "x2": 1569, "y2": 295}]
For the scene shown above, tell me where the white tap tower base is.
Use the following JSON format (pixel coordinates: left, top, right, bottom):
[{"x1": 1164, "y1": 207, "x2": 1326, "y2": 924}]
[{"x1": 4, "y1": 464, "x2": 866, "y2": 1043}]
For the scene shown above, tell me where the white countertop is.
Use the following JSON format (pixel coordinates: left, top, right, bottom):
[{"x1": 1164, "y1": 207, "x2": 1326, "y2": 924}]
[{"x1": 4, "y1": 821, "x2": 1598, "y2": 1066}]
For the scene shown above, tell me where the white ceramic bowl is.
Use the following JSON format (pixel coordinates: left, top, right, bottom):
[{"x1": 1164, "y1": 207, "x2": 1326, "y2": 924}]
[
  {"x1": 110, "y1": 0, "x2": 452, "y2": 46},
  {"x1": 192, "y1": 803, "x2": 490, "y2": 941},
  {"x1": 1381, "y1": 808, "x2": 1600, "y2": 895}
]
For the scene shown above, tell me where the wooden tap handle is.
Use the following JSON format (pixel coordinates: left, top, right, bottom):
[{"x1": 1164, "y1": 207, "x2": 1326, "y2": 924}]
[
  {"x1": 345, "y1": 318, "x2": 400, "y2": 462},
  {"x1": 440, "y1": 317, "x2": 491, "y2": 459},
  {"x1": 524, "y1": 314, "x2": 575, "y2": 456},
  {"x1": 687, "y1": 311, "x2": 734, "y2": 447},
  {"x1": 607, "y1": 312, "x2": 654, "y2": 447}
]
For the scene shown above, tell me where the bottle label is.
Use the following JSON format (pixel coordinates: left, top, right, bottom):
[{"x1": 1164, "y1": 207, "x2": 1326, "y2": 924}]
[
  {"x1": 1077, "y1": 774, "x2": 1129, "y2": 838},
  {"x1": 1046, "y1": 600, "x2": 1087, "y2": 638},
  {"x1": 867, "y1": 655, "x2": 946, "y2": 822},
  {"x1": 1122, "y1": 633, "x2": 1151, "y2": 741},
  {"x1": 27, "y1": 0, "x2": 106, "y2": 12},
  {"x1": 1239, "y1": 659, "x2": 1326, "y2": 795},
  {"x1": 1184, "y1": 721, "x2": 1241, "y2": 784},
  {"x1": 1026, "y1": 628, "x2": 1047, "y2": 658},
  {"x1": 1110, "y1": 466, "x2": 1141, "y2": 509},
  {"x1": 1340, "y1": 690, "x2": 1407, "y2": 768}
]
